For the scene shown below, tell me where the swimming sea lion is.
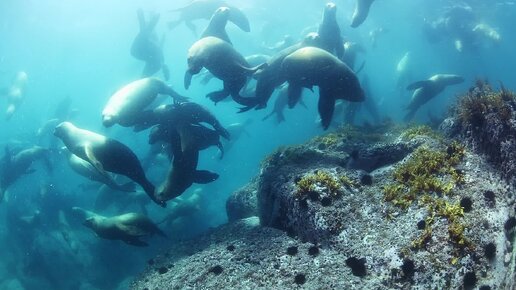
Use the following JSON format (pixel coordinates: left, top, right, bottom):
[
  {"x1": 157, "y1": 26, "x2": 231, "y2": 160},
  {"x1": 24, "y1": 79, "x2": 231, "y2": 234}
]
[
  {"x1": 168, "y1": 0, "x2": 250, "y2": 35},
  {"x1": 262, "y1": 84, "x2": 307, "y2": 124},
  {"x1": 253, "y1": 32, "x2": 321, "y2": 110},
  {"x1": 82, "y1": 211, "x2": 166, "y2": 247},
  {"x1": 53, "y1": 122, "x2": 165, "y2": 207},
  {"x1": 395, "y1": 51, "x2": 412, "y2": 98},
  {"x1": 157, "y1": 123, "x2": 220, "y2": 201},
  {"x1": 102, "y1": 77, "x2": 184, "y2": 128},
  {"x1": 184, "y1": 36, "x2": 266, "y2": 109},
  {"x1": 134, "y1": 101, "x2": 230, "y2": 140},
  {"x1": 0, "y1": 145, "x2": 51, "y2": 201},
  {"x1": 200, "y1": 6, "x2": 232, "y2": 44},
  {"x1": 317, "y1": 3, "x2": 344, "y2": 59},
  {"x1": 157, "y1": 192, "x2": 201, "y2": 227},
  {"x1": 404, "y1": 74, "x2": 464, "y2": 122},
  {"x1": 281, "y1": 47, "x2": 364, "y2": 129},
  {"x1": 351, "y1": 0, "x2": 375, "y2": 28},
  {"x1": 1, "y1": 71, "x2": 28, "y2": 120},
  {"x1": 67, "y1": 153, "x2": 135, "y2": 192},
  {"x1": 130, "y1": 9, "x2": 169, "y2": 80}
]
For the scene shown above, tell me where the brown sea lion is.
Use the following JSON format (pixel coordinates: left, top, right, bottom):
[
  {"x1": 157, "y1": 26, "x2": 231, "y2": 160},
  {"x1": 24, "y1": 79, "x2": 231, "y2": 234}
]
[
  {"x1": 184, "y1": 36, "x2": 266, "y2": 110},
  {"x1": 53, "y1": 122, "x2": 165, "y2": 207},
  {"x1": 281, "y1": 47, "x2": 364, "y2": 129}
]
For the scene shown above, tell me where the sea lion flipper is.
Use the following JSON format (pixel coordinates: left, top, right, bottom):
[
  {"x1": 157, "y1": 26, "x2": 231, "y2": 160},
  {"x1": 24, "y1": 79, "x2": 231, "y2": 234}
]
[
  {"x1": 406, "y1": 80, "x2": 432, "y2": 91},
  {"x1": 287, "y1": 84, "x2": 303, "y2": 108},
  {"x1": 184, "y1": 71, "x2": 193, "y2": 89},
  {"x1": 193, "y1": 170, "x2": 219, "y2": 184},
  {"x1": 318, "y1": 87, "x2": 337, "y2": 130},
  {"x1": 206, "y1": 90, "x2": 230, "y2": 104}
]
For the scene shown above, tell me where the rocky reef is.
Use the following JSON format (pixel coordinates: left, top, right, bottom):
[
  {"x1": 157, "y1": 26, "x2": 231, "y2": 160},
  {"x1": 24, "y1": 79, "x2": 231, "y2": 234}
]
[{"x1": 132, "y1": 83, "x2": 516, "y2": 290}]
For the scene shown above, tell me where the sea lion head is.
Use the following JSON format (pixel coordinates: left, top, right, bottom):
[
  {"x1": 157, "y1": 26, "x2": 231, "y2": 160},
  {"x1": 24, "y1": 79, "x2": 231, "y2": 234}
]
[
  {"x1": 102, "y1": 114, "x2": 116, "y2": 128},
  {"x1": 53, "y1": 121, "x2": 73, "y2": 138},
  {"x1": 324, "y1": 2, "x2": 337, "y2": 19}
]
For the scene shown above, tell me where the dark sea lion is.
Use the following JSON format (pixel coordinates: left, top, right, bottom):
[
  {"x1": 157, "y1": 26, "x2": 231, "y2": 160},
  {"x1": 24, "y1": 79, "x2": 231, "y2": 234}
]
[
  {"x1": 184, "y1": 36, "x2": 266, "y2": 109},
  {"x1": 82, "y1": 211, "x2": 166, "y2": 247},
  {"x1": 158, "y1": 123, "x2": 220, "y2": 201},
  {"x1": 253, "y1": 32, "x2": 321, "y2": 110},
  {"x1": 102, "y1": 77, "x2": 184, "y2": 128},
  {"x1": 131, "y1": 9, "x2": 169, "y2": 80},
  {"x1": 1, "y1": 71, "x2": 28, "y2": 120},
  {"x1": 134, "y1": 101, "x2": 230, "y2": 140},
  {"x1": 351, "y1": 0, "x2": 376, "y2": 28},
  {"x1": 317, "y1": 3, "x2": 344, "y2": 59},
  {"x1": 341, "y1": 41, "x2": 366, "y2": 71},
  {"x1": 168, "y1": 0, "x2": 250, "y2": 35},
  {"x1": 0, "y1": 145, "x2": 51, "y2": 201},
  {"x1": 281, "y1": 47, "x2": 364, "y2": 129},
  {"x1": 404, "y1": 74, "x2": 464, "y2": 122},
  {"x1": 200, "y1": 6, "x2": 232, "y2": 44},
  {"x1": 53, "y1": 122, "x2": 165, "y2": 207}
]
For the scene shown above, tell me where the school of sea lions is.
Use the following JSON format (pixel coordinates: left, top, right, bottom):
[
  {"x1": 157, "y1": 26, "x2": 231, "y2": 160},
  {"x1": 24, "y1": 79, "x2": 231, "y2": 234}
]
[{"x1": 0, "y1": 0, "x2": 502, "y2": 246}]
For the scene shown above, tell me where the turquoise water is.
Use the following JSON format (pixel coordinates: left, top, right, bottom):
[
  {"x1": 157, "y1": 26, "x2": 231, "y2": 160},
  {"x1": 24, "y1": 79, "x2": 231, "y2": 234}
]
[{"x1": 0, "y1": 0, "x2": 515, "y2": 289}]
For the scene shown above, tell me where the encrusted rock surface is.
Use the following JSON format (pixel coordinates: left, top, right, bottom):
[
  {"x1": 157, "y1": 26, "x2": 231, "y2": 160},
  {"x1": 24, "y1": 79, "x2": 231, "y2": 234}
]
[{"x1": 133, "y1": 119, "x2": 516, "y2": 289}]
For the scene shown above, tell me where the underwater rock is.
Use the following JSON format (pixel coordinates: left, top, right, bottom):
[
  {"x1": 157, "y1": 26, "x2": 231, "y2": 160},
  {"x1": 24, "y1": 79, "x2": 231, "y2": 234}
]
[
  {"x1": 135, "y1": 121, "x2": 516, "y2": 289},
  {"x1": 226, "y1": 178, "x2": 258, "y2": 222}
]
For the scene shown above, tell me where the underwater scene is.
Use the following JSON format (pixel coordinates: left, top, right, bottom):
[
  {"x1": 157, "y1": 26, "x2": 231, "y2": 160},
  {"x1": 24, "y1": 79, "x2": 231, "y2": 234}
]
[{"x1": 1, "y1": 0, "x2": 516, "y2": 289}]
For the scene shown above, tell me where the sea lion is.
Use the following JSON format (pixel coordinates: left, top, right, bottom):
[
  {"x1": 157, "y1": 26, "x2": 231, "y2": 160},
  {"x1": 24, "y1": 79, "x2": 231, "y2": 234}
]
[
  {"x1": 168, "y1": 0, "x2": 250, "y2": 35},
  {"x1": 1, "y1": 71, "x2": 28, "y2": 120},
  {"x1": 82, "y1": 211, "x2": 166, "y2": 247},
  {"x1": 0, "y1": 146, "x2": 51, "y2": 201},
  {"x1": 395, "y1": 51, "x2": 412, "y2": 98},
  {"x1": 263, "y1": 35, "x2": 295, "y2": 53},
  {"x1": 157, "y1": 123, "x2": 220, "y2": 201},
  {"x1": 341, "y1": 41, "x2": 366, "y2": 71},
  {"x1": 317, "y1": 3, "x2": 344, "y2": 59},
  {"x1": 157, "y1": 192, "x2": 201, "y2": 227},
  {"x1": 67, "y1": 153, "x2": 135, "y2": 192},
  {"x1": 351, "y1": 0, "x2": 375, "y2": 28},
  {"x1": 404, "y1": 74, "x2": 464, "y2": 122},
  {"x1": 253, "y1": 32, "x2": 321, "y2": 110},
  {"x1": 134, "y1": 101, "x2": 230, "y2": 140},
  {"x1": 262, "y1": 84, "x2": 306, "y2": 124},
  {"x1": 184, "y1": 36, "x2": 265, "y2": 109},
  {"x1": 130, "y1": 9, "x2": 169, "y2": 80},
  {"x1": 220, "y1": 119, "x2": 252, "y2": 153},
  {"x1": 281, "y1": 47, "x2": 364, "y2": 129},
  {"x1": 102, "y1": 77, "x2": 184, "y2": 128},
  {"x1": 53, "y1": 122, "x2": 165, "y2": 207},
  {"x1": 198, "y1": 53, "x2": 271, "y2": 85},
  {"x1": 200, "y1": 6, "x2": 232, "y2": 44}
]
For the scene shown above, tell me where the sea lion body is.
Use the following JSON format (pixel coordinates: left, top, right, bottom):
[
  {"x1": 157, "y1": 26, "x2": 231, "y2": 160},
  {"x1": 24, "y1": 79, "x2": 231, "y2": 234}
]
[
  {"x1": 158, "y1": 123, "x2": 220, "y2": 201},
  {"x1": 0, "y1": 146, "x2": 50, "y2": 201},
  {"x1": 317, "y1": 3, "x2": 344, "y2": 59},
  {"x1": 201, "y1": 7, "x2": 232, "y2": 44},
  {"x1": 405, "y1": 74, "x2": 464, "y2": 121},
  {"x1": 351, "y1": 0, "x2": 375, "y2": 28},
  {"x1": 54, "y1": 122, "x2": 164, "y2": 207},
  {"x1": 83, "y1": 212, "x2": 165, "y2": 247},
  {"x1": 131, "y1": 9, "x2": 168, "y2": 80},
  {"x1": 254, "y1": 32, "x2": 321, "y2": 109},
  {"x1": 68, "y1": 153, "x2": 135, "y2": 192},
  {"x1": 102, "y1": 77, "x2": 183, "y2": 128},
  {"x1": 281, "y1": 47, "x2": 364, "y2": 129},
  {"x1": 169, "y1": 0, "x2": 250, "y2": 35},
  {"x1": 2, "y1": 71, "x2": 28, "y2": 120},
  {"x1": 185, "y1": 37, "x2": 264, "y2": 108}
]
